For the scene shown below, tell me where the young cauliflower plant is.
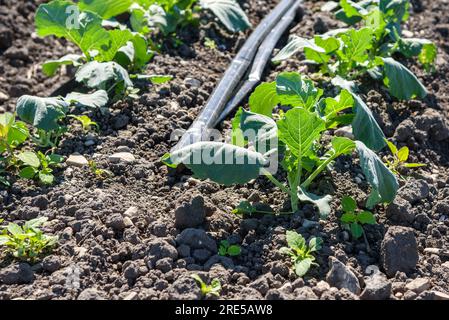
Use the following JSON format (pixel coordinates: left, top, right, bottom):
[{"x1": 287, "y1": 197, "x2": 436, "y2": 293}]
[
  {"x1": 191, "y1": 274, "x2": 222, "y2": 297},
  {"x1": 384, "y1": 139, "x2": 425, "y2": 178},
  {"x1": 0, "y1": 113, "x2": 29, "y2": 186},
  {"x1": 17, "y1": 151, "x2": 63, "y2": 185},
  {"x1": 274, "y1": 0, "x2": 435, "y2": 102},
  {"x1": 163, "y1": 72, "x2": 399, "y2": 216},
  {"x1": 218, "y1": 240, "x2": 241, "y2": 257},
  {"x1": 0, "y1": 217, "x2": 58, "y2": 263},
  {"x1": 280, "y1": 230, "x2": 322, "y2": 277},
  {"x1": 340, "y1": 196, "x2": 376, "y2": 240}
]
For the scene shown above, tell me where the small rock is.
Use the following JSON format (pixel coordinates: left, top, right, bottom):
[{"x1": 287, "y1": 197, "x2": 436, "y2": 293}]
[
  {"x1": 66, "y1": 154, "x2": 88, "y2": 168},
  {"x1": 381, "y1": 226, "x2": 418, "y2": 277},
  {"x1": 326, "y1": 258, "x2": 361, "y2": 295},
  {"x1": 335, "y1": 126, "x2": 355, "y2": 140},
  {"x1": 117, "y1": 146, "x2": 131, "y2": 152},
  {"x1": 123, "y1": 263, "x2": 139, "y2": 281},
  {"x1": 249, "y1": 277, "x2": 270, "y2": 295},
  {"x1": 0, "y1": 263, "x2": 34, "y2": 285},
  {"x1": 405, "y1": 278, "x2": 431, "y2": 294},
  {"x1": 192, "y1": 249, "x2": 211, "y2": 262},
  {"x1": 147, "y1": 239, "x2": 178, "y2": 268},
  {"x1": 106, "y1": 213, "x2": 126, "y2": 230},
  {"x1": 42, "y1": 256, "x2": 61, "y2": 273},
  {"x1": 167, "y1": 276, "x2": 202, "y2": 300},
  {"x1": 112, "y1": 114, "x2": 129, "y2": 130},
  {"x1": 177, "y1": 244, "x2": 191, "y2": 258},
  {"x1": 431, "y1": 291, "x2": 449, "y2": 300},
  {"x1": 184, "y1": 78, "x2": 201, "y2": 88},
  {"x1": 386, "y1": 197, "x2": 414, "y2": 224},
  {"x1": 360, "y1": 273, "x2": 391, "y2": 300},
  {"x1": 0, "y1": 91, "x2": 9, "y2": 102},
  {"x1": 124, "y1": 206, "x2": 139, "y2": 218},
  {"x1": 398, "y1": 179, "x2": 429, "y2": 204},
  {"x1": 204, "y1": 255, "x2": 234, "y2": 270},
  {"x1": 123, "y1": 217, "x2": 134, "y2": 228},
  {"x1": 175, "y1": 195, "x2": 206, "y2": 229},
  {"x1": 123, "y1": 292, "x2": 138, "y2": 300},
  {"x1": 0, "y1": 27, "x2": 12, "y2": 50},
  {"x1": 108, "y1": 152, "x2": 136, "y2": 164},
  {"x1": 175, "y1": 228, "x2": 217, "y2": 253},
  {"x1": 155, "y1": 257, "x2": 173, "y2": 273},
  {"x1": 77, "y1": 288, "x2": 106, "y2": 300}
]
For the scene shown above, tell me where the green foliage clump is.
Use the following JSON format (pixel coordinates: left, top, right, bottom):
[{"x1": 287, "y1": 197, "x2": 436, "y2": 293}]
[{"x1": 0, "y1": 217, "x2": 58, "y2": 262}]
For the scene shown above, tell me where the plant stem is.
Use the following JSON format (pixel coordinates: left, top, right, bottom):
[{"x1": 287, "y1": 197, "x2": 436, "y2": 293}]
[
  {"x1": 262, "y1": 169, "x2": 292, "y2": 195},
  {"x1": 301, "y1": 155, "x2": 335, "y2": 189}
]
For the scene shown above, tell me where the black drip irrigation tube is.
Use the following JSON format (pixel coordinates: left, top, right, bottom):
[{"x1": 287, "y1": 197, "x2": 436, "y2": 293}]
[{"x1": 172, "y1": 0, "x2": 302, "y2": 152}]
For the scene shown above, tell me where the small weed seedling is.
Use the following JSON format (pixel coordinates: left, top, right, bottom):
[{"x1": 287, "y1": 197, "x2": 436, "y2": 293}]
[
  {"x1": 0, "y1": 217, "x2": 58, "y2": 262},
  {"x1": 69, "y1": 115, "x2": 99, "y2": 133},
  {"x1": 0, "y1": 112, "x2": 29, "y2": 186},
  {"x1": 191, "y1": 274, "x2": 221, "y2": 297},
  {"x1": 280, "y1": 230, "x2": 322, "y2": 277},
  {"x1": 89, "y1": 160, "x2": 113, "y2": 180},
  {"x1": 340, "y1": 196, "x2": 376, "y2": 241},
  {"x1": 204, "y1": 37, "x2": 217, "y2": 50},
  {"x1": 18, "y1": 151, "x2": 63, "y2": 185},
  {"x1": 384, "y1": 140, "x2": 425, "y2": 178},
  {"x1": 218, "y1": 240, "x2": 241, "y2": 257}
]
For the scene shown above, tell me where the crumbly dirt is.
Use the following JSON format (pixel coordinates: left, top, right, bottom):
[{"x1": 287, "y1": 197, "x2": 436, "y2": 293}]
[{"x1": 0, "y1": 0, "x2": 449, "y2": 300}]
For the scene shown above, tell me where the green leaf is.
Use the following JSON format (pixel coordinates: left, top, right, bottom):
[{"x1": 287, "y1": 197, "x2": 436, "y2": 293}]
[
  {"x1": 24, "y1": 217, "x2": 48, "y2": 230},
  {"x1": 18, "y1": 152, "x2": 41, "y2": 168},
  {"x1": 308, "y1": 237, "x2": 323, "y2": 252},
  {"x1": 199, "y1": 0, "x2": 251, "y2": 33},
  {"x1": 350, "y1": 222, "x2": 363, "y2": 239},
  {"x1": 96, "y1": 29, "x2": 134, "y2": 63},
  {"x1": 42, "y1": 54, "x2": 83, "y2": 77},
  {"x1": 75, "y1": 61, "x2": 133, "y2": 90},
  {"x1": 39, "y1": 172, "x2": 54, "y2": 185},
  {"x1": 341, "y1": 196, "x2": 357, "y2": 213},
  {"x1": 7, "y1": 223, "x2": 22, "y2": 236},
  {"x1": 341, "y1": 212, "x2": 357, "y2": 223},
  {"x1": 79, "y1": 0, "x2": 133, "y2": 19},
  {"x1": 351, "y1": 93, "x2": 386, "y2": 151},
  {"x1": 397, "y1": 146, "x2": 409, "y2": 162},
  {"x1": 357, "y1": 211, "x2": 376, "y2": 224},
  {"x1": 35, "y1": 1, "x2": 110, "y2": 58},
  {"x1": 403, "y1": 163, "x2": 426, "y2": 168},
  {"x1": 330, "y1": 136, "x2": 356, "y2": 156},
  {"x1": 286, "y1": 230, "x2": 305, "y2": 250},
  {"x1": 304, "y1": 36, "x2": 340, "y2": 64},
  {"x1": 356, "y1": 141, "x2": 399, "y2": 208},
  {"x1": 297, "y1": 187, "x2": 333, "y2": 219},
  {"x1": 272, "y1": 36, "x2": 325, "y2": 62},
  {"x1": 335, "y1": 0, "x2": 366, "y2": 25},
  {"x1": 232, "y1": 201, "x2": 257, "y2": 215},
  {"x1": 277, "y1": 107, "x2": 326, "y2": 158},
  {"x1": 381, "y1": 57, "x2": 427, "y2": 100},
  {"x1": 131, "y1": 35, "x2": 154, "y2": 69},
  {"x1": 276, "y1": 72, "x2": 323, "y2": 109},
  {"x1": 227, "y1": 245, "x2": 241, "y2": 256},
  {"x1": 163, "y1": 141, "x2": 269, "y2": 186},
  {"x1": 385, "y1": 139, "x2": 398, "y2": 155},
  {"x1": 338, "y1": 27, "x2": 373, "y2": 64},
  {"x1": 249, "y1": 82, "x2": 280, "y2": 117},
  {"x1": 294, "y1": 257, "x2": 312, "y2": 277},
  {"x1": 238, "y1": 109, "x2": 278, "y2": 155},
  {"x1": 136, "y1": 74, "x2": 173, "y2": 84},
  {"x1": 321, "y1": 89, "x2": 354, "y2": 124},
  {"x1": 16, "y1": 96, "x2": 68, "y2": 131},
  {"x1": 19, "y1": 167, "x2": 37, "y2": 179},
  {"x1": 65, "y1": 90, "x2": 109, "y2": 109}
]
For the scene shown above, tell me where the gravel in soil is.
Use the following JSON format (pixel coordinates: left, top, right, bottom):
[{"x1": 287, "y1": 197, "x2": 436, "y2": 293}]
[{"x1": 0, "y1": 0, "x2": 449, "y2": 300}]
